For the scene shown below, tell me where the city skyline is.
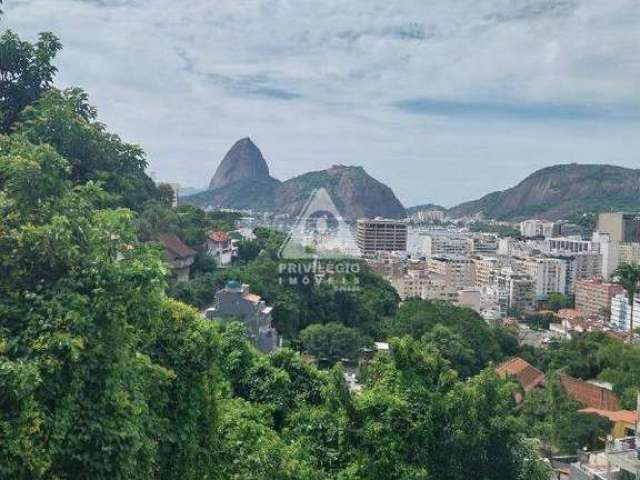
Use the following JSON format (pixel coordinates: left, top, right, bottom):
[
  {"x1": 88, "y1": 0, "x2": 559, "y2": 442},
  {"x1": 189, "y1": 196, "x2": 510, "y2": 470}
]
[{"x1": 4, "y1": 0, "x2": 639, "y2": 206}]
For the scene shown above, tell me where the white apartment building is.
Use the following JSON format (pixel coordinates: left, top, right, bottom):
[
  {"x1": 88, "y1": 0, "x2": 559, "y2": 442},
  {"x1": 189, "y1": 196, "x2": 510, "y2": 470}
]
[
  {"x1": 513, "y1": 256, "x2": 567, "y2": 297},
  {"x1": 546, "y1": 237, "x2": 598, "y2": 254},
  {"x1": 610, "y1": 293, "x2": 640, "y2": 331},
  {"x1": 495, "y1": 268, "x2": 535, "y2": 316},
  {"x1": 421, "y1": 234, "x2": 472, "y2": 258},
  {"x1": 427, "y1": 255, "x2": 476, "y2": 290},
  {"x1": 592, "y1": 231, "x2": 619, "y2": 279}
]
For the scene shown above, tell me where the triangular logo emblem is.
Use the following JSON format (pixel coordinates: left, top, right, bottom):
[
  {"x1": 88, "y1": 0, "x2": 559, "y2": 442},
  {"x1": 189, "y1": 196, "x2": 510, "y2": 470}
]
[{"x1": 278, "y1": 188, "x2": 360, "y2": 259}]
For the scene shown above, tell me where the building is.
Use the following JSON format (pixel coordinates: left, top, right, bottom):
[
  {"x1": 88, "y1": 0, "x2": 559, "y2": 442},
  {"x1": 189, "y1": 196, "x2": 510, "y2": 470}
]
[
  {"x1": 427, "y1": 255, "x2": 476, "y2": 290},
  {"x1": 559, "y1": 373, "x2": 620, "y2": 410},
  {"x1": 496, "y1": 357, "x2": 545, "y2": 403},
  {"x1": 206, "y1": 230, "x2": 234, "y2": 266},
  {"x1": 473, "y1": 256, "x2": 500, "y2": 287},
  {"x1": 575, "y1": 278, "x2": 624, "y2": 320},
  {"x1": 592, "y1": 231, "x2": 620, "y2": 279},
  {"x1": 157, "y1": 233, "x2": 196, "y2": 282},
  {"x1": 206, "y1": 281, "x2": 279, "y2": 352},
  {"x1": 547, "y1": 237, "x2": 597, "y2": 254},
  {"x1": 519, "y1": 219, "x2": 555, "y2": 238},
  {"x1": 610, "y1": 293, "x2": 640, "y2": 331},
  {"x1": 513, "y1": 256, "x2": 567, "y2": 297},
  {"x1": 413, "y1": 209, "x2": 446, "y2": 223},
  {"x1": 597, "y1": 212, "x2": 640, "y2": 243},
  {"x1": 556, "y1": 252, "x2": 603, "y2": 295},
  {"x1": 618, "y1": 242, "x2": 640, "y2": 265},
  {"x1": 356, "y1": 218, "x2": 408, "y2": 256},
  {"x1": 420, "y1": 234, "x2": 471, "y2": 257},
  {"x1": 495, "y1": 268, "x2": 535, "y2": 315}
]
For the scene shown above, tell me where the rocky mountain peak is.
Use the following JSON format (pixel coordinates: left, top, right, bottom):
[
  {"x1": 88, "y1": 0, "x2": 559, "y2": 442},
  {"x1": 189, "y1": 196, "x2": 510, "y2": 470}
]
[{"x1": 209, "y1": 137, "x2": 271, "y2": 190}]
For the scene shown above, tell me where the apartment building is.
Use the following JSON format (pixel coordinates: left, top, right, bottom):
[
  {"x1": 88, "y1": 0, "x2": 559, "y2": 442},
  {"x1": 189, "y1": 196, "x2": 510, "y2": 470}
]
[
  {"x1": 495, "y1": 268, "x2": 535, "y2": 316},
  {"x1": 574, "y1": 278, "x2": 624, "y2": 321},
  {"x1": 513, "y1": 256, "x2": 567, "y2": 297},
  {"x1": 618, "y1": 242, "x2": 640, "y2": 265},
  {"x1": 421, "y1": 234, "x2": 471, "y2": 257},
  {"x1": 610, "y1": 293, "x2": 640, "y2": 331},
  {"x1": 427, "y1": 255, "x2": 476, "y2": 290},
  {"x1": 519, "y1": 219, "x2": 555, "y2": 238},
  {"x1": 597, "y1": 212, "x2": 640, "y2": 243},
  {"x1": 356, "y1": 218, "x2": 408, "y2": 257}
]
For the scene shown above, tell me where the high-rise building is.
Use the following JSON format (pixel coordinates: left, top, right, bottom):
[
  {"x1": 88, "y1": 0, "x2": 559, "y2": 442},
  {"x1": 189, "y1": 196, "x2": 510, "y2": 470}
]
[
  {"x1": 495, "y1": 268, "x2": 535, "y2": 315},
  {"x1": 519, "y1": 219, "x2": 556, "y2": 238},
  {"x1": 597, "y1": 212, "x2": 640, "y2": 243},
  {"x1": 610, "y1": 293, "x2": 640, "y2": 331},
  {"x1": 427, "y1": 255, "x2": 476, "y2": 290},
  {"x1": 513, "y1": 256, "x2": 567, "y2": 297},
  {"x1": 574, "y1": 278, "x2": 623, "y2": 321},
  {"x1": 421, "y1": 234, "x2": 471, "y2": 257},
  {"x1": 356, "y1": 218, "x2": 408, "y2": 256}
]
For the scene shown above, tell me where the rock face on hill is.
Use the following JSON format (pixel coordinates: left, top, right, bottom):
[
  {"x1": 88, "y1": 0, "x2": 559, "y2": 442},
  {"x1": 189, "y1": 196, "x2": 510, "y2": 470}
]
[
  {"x1": 209, "y1": 137, "x2": 271, "y2": 190},
  {"x1": 448, "y1": 164, "x2": 640, "y2": 220},
  {"x1": 277, "y1": 165, "x2": 406, "y2": 219},
  {"x1": 184, "y1": 139, "x2": 406, "y2": 220}
]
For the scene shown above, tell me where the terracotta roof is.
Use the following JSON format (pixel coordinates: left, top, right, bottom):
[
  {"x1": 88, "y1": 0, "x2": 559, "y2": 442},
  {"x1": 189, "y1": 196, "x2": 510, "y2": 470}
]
[
  {"x1": 157, "y1": 234, "x2": 196, "y2": 259},
  {"x1": 243, "y1": 293, "x2": 262, "y2": 304},
  {"x1": 557, "y1": 309, "x2": 585, "y2": 321},
  {"x1": 559, "y1": 373, "x2": 620, "y2": 410},
  {"x1": 208, "y1": 231, "x2": 230, "y2": 242},
  {"x1": 578, "y1": 408, "x2": 638, "y2": 426},
  {"x1": 496, "y1": 357, "x2": 545, "y2": 392}
]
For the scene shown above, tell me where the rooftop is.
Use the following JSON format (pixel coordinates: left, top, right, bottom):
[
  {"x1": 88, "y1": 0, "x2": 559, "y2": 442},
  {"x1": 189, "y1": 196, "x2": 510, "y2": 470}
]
[{"x1": 495, "y1": 357, "x2": 545, "y2": 392}]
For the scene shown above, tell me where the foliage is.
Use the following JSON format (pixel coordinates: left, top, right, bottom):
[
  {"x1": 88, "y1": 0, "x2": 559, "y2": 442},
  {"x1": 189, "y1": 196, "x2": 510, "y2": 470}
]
[
  {"x1": 520, "y1": 376, "x2": 610, "y2": 454},
  {"x1": 0, "y1": 30, "x2": 62, "y2": 132},
  {"x1": 469, "y1": 221, "x2": 520, "y2": 237},
  {"x1": 387, "y1": 298, "x2": 514, "y2": 374},
  {"x1": 299, "y1": 322, "x2": 367, "y2": 366},
  {"x1": 546, "y1": 292, "x2": 573, "y2": 312}
]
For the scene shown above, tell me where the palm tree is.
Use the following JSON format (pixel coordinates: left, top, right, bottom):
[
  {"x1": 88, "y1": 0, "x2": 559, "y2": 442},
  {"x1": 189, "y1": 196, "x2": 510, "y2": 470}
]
[{"x1": 614, "y1": 262, "x2": 640, "y2": 344}]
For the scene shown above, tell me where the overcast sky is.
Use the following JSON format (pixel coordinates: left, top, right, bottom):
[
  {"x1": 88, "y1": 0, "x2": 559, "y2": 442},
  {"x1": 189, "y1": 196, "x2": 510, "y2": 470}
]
[{"x1": 4, "y1": 0, "x2": 639, "y2": 206}]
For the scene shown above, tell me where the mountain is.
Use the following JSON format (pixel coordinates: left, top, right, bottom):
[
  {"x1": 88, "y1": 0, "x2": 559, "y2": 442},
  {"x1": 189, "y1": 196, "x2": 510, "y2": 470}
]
[
  {"x1": 209, "y1": 137, "x2": 273, "y2": 190},
  {"x1": 276, "y1": 165, "x2": 406, "y2": 219},
  {"x1": 448, "y1": 164, "x2": 640, "y2": 220},
  {"x1": 183, "y1": 139, "x2": 406, "y2": 220},
  {"x1": 406, "y1": 203, "x2": 447, "y2": 216}
]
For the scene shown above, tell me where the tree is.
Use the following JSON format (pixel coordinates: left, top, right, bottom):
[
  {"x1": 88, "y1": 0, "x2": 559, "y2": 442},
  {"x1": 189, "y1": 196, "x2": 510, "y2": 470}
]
[
  {"x1": 547, "y1": 292, "x2": 572, "y2": 312},
  {"x1": 299, "y1": 322, "x2": 366, "y2": 367},
  {"x1": 615, "y1": 262, "x2": 640, "y2": 343},
  {"x1": 0, "y1": 30, "x2": 62, "y2": 132}
]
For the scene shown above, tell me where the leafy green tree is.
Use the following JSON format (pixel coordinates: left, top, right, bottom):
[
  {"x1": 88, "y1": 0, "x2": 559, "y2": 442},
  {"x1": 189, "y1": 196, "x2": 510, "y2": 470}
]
[
  {"x1": 547, "y1": 292, "x2": 572, "y2": 312},
  {"x1": 16, "y1": 88, "x2": 159, "y2": 209},
  {"x1": 299, "y1": 322, "x2": 367, "y2": 366},
  {"x1": 0, "y1": 30, "x2": 62, "y2": 132},
  {"x1": 615, "y1": 262, "x2": 640, "y2": 343}
]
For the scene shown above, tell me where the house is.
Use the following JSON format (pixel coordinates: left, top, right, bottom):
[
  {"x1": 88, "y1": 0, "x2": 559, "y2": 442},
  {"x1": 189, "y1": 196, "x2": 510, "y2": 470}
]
[
  {"x1": 578, "y1": 408, "x2": 638, "y2": 439},
  {"x1": 496, "y1": 357, "x2": 545, "y2": 403},
  {"x1": 205, "y1": 280, "x2": 278, "y2": 352},
  {"x1": 559, "y1": 373, "x2": 620, "y2": 410},
  {"x1": 206, "y1": 231, "x2": 234, "y2": 267},
  {"x1": 158, "y1": 234, "x2": 196, "y2": 282}
]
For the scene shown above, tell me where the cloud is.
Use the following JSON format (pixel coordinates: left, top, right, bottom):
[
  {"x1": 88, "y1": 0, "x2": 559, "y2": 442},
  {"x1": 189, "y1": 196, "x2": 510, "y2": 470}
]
[
  {"x1": 394, "y1": 98, "x2": 640, "y2": 121},
  {"x1": 2, "y1": 0, "x2": 639, "y2": 206}
]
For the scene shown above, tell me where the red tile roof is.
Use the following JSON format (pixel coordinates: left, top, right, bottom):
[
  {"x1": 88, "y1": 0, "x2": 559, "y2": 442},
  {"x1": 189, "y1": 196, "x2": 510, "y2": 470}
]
[
  {"x1": 157, "y1": 234, "x2": 196, "y2": 259},
  {"x1": 579, "y1": 408, "x2": 638, "y2": 426},
  {"x1": 208, "y1": 231, "x2": 230, "y2": 242},
  {"x1": 496, "y1": 357, "x2": 545, "y2": 392},
  {"x1": 559, "y1": 373, "x2": 620, "y2": 410}
]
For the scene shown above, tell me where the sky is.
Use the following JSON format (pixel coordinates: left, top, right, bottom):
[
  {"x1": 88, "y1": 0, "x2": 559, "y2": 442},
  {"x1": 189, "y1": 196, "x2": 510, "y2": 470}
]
[{"x1": 3, "y1": 0, "x2": 640, "y2": 207}]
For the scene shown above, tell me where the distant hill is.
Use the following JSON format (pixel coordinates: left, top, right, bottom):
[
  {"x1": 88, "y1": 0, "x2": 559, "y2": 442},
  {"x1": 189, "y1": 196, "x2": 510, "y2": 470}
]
[
  {"x1": 448, "y1": 164, "x2": 640, "y2": 220},
  {"x1": 406, "y1": 203, "x2": 447, "y2": 216},
  {"x1": 183, "y1": 138, "x2": 406, "y2": 220}
]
